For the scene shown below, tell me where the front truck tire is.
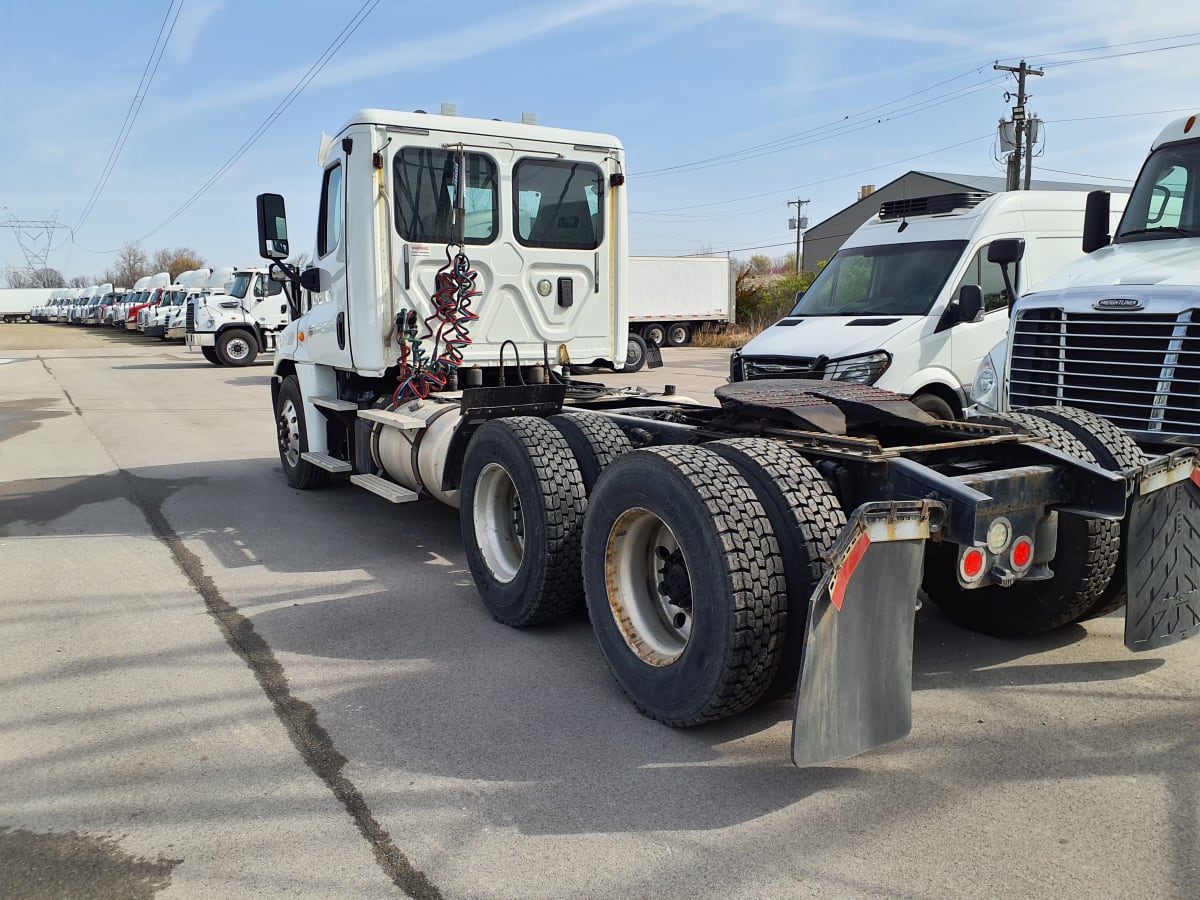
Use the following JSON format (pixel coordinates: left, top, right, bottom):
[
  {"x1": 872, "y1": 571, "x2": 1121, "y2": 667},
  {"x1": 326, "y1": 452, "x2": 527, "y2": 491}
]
[
  {"x1": 923, "y1": 412, "x2": 1119, "y2": 637},
  {"x1": 459, "y1": 416, "x2": 587, "y2": 627},
  {"x1": 706, "y1": 438, "x2": 846, "y2": 700},
  {"x1": 217, "y1": 327, "x2": 259, "y2": 367},
  {"x1": 201, "y1": 346, "x2": 223, "y2": 366},
  {"x1": 582, "y1": 445, "x2": 786, "y2": 725},
  {"x1": 624, "y1": 333, "x2": 647, "y2": 373},
  {"x1": 1017, "y1": 406, "x2": 1146, "y2": 622},
  {"x1": 275, "y1": 376, "x2": 330, "y2": 489}
]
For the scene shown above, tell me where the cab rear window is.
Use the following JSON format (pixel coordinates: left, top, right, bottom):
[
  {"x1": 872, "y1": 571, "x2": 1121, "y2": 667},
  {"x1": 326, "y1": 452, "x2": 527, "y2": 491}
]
[
  {"x1": 394, "y1": 148, "x2": 498, "y2": 244},
  {"x1": 515, "y1": 160, "x2": 604, "y2": 250}
]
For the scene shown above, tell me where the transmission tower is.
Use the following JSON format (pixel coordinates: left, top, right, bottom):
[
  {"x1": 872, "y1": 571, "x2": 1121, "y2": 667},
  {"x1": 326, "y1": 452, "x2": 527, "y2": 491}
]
[{"x1": 1, "y1": 208, "x2": 68, "y2": 274}]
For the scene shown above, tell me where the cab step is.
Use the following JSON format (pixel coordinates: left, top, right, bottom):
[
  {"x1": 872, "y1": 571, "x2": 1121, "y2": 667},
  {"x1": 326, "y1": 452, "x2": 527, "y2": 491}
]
[
  {"x1": 350, "y1": 474, "x2": 419, "y2": 503},
  {"x1": 310, "y1": 395, "x2": 359, "y2": 412},
  {"x1": 301, "y1": 452, "x2": 352, "y2": 473},
  {"x1": 358, "y1": 408, "x2": 425, "y2": 430}
]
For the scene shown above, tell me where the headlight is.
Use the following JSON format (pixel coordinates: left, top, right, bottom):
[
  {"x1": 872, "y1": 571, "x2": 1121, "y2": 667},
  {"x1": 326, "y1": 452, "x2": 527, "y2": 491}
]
[
  {"x1": 822, "y1": 351, "x2": 891, "y2": 384},
  {"x1": 971, "y1": 355, "x2": 998, "y2": 413}
]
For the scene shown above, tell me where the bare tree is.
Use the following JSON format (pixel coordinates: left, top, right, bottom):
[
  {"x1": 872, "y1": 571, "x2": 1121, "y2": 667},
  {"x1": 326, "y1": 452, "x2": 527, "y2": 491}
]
[
  {"x1": 68, "y1": 275, "x2": 91, "y2": 288},
  {"x1": 4, "y1": 266, "x2": 66, "y2": 288},
  {"x1": 151, "y1": 247, "x2": 206, "y2": 282},
  {"x1": 113, "y1": 241, "x2": 150, "y2": 288}
]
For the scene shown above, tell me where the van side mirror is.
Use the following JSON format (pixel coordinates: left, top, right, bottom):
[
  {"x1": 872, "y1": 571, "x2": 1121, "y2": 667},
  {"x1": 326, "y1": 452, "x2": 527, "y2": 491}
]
[
  {"x1": 1082, "y1": 190, "x2": 1112, "y2": 253},
  {"x1": 256, "y1": 193, "x2": 290, "y2": 260},
  {"x1": 956, "y1": 284, "x2": 984, "y2": 324},
  {"x1": 986, "y1": 238, "x2": 1025, "y2": 266}
]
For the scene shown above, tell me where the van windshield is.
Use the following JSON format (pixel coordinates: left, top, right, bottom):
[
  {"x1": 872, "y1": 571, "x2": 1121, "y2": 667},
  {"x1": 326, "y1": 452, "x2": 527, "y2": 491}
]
[
  {"x1": 791, "y1": 240, "x2": 968, "y2": 317},
  {"x1": 1116, "y1": 141, "x2": 1199, "y2": 241}
]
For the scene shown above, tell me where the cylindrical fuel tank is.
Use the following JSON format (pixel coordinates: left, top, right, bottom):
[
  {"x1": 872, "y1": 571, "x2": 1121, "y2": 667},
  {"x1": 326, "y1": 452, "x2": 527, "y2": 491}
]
[{"x1": 370, "y1": 399, "x2": 462, "y2": 508}]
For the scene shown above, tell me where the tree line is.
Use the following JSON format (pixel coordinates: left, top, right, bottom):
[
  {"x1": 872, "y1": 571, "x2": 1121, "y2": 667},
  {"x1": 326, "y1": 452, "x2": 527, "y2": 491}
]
[{"x1": 3, "y1": 241, "x2": 205, "y2": 290}]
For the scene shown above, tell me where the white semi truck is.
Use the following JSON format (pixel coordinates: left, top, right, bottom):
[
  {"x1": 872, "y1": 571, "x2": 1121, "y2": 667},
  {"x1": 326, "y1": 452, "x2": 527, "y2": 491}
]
[
  {"x1": 973, "y1": 112, "x2": 1200, "y2": 451},
  {"x1": 185, "y1": 265, "x2": 290, "y2": 366},
  {"x1": 257, "y1": 108, "x2": 1199, "y2": 767}
]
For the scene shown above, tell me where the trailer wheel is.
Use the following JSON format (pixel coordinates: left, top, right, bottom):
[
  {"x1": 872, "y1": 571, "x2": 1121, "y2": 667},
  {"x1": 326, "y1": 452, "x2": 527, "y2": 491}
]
[
  {"x1": 201, "y1": 346, "x2": 223, "y2": 366},
  {"x1": 640, "y1": 323, "x2": 666, "y2": 347},
  {"x1": 217, "y1": 328, "x2": 258, "y2": 367},
  {"x1": 1018, "y1": 406, "x2": 1146, "y2": 621},
  {"x1": 624, "y1": 333, "x2": 647, "y2": 373},
  {"x1": 665, "y1": 323, "x2": 691, "y2": 347},
  {"x1": 275, "y1": 376, "x2": 330, "y2": 490},
  {"x1": 706, "y1": 438, "x2": 846, "y2": 700},
  {"x1": 583, "y1": 446, "x2": 786, "y2": 725},
  {"x1": 460, "y1": 417, "x2": 586, "y2": 626},
  {"x1": 923, "y1": 412, "x2": 1119, "y2": 637},
  {"x1": 549, "y1": 410, "x2": 632, "y2": 493}
]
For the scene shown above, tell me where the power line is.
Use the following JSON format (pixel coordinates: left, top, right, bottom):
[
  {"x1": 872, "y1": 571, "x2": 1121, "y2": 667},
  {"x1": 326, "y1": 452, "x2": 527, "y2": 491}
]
[
  {"x1": 135, "y1": 0, "x2": 383, "y2": 244},
  {"x1": 1032, "y1": 165, "x2": 1134, "y2": 183},
  {"x1": 995, "y1": 31, "x2": 1200, "y2": 64},
  {"x1": 73, "y1": 0, "x2": 186, "y2": 235}
]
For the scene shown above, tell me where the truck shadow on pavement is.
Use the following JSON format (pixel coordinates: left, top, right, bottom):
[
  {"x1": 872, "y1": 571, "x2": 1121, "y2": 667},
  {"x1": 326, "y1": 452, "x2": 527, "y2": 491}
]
[{"x1": 2, "y1": 460, "x2": 1190, "y2": 844}]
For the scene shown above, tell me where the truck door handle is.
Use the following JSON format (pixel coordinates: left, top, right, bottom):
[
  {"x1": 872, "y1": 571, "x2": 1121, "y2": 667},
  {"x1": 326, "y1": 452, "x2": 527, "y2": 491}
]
[{"x1": 336, "y1": 312, "x2": 346, "y2": 349}]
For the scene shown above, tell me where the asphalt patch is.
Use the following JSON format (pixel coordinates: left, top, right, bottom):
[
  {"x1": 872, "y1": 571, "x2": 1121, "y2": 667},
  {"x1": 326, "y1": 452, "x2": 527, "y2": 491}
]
[{"x1": 0, "y1": 826, "x2": 180, "y2": 899}]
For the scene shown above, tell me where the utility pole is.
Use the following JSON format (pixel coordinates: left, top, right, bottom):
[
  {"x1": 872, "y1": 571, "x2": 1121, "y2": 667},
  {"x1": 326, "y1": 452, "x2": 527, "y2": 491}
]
[
  {"x1": 994, "y1": 60, "x2": 1043, "y2": 190},
  {"x1": 787, "y1": 198, "x2": 809, "y2": 274}
]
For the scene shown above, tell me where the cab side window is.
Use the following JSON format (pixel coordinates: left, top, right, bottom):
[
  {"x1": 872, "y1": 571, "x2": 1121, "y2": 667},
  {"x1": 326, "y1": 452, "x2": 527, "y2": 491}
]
[
  {"x1": 317, "y1": 163, "x2": 344, "y2": 259},
  {"x1": 953, "y1": 244, "x2": 1013, "y2": 313}
]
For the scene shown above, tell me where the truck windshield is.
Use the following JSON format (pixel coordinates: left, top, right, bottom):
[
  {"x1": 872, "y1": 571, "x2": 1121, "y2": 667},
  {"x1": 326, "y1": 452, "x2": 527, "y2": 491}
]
[
  {"x1": 790, "y1": 240, "x2": 967, "y2": 317},
  {"x1": 228, "y1": 273, "x2": 253, "y2": 299},
  {"x1": 1115, "y1": 141, "x2": 1199, "y2": 241}
]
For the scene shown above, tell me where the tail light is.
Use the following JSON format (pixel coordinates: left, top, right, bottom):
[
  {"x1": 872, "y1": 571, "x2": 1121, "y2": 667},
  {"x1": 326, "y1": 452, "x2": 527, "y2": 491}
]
[{"x1": 959, "y1": 547, "x2": 987, "y2": 585}]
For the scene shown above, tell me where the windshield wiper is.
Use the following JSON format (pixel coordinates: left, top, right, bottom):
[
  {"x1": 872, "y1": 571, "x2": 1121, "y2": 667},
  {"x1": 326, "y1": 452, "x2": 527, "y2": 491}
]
[{"x1": 1117, "y1": 225, "x2": 1192, "y2": 241}]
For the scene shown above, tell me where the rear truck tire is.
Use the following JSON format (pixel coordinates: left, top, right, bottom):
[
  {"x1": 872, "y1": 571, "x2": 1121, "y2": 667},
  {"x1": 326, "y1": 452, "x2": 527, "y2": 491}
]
[
  {"x1": 582, "y1": 445, "x2": 786, "y2": 725},
  {"x1": 706, "y1": 438, "x2": 847, "y2": 700},
  {"x1": 459, "y1": 416, "x2": 587, "y2": 626},
  {"x1": 549, "y1": 410, "x2": 632, "y2": 493},
  {"x1": 1018, "y1": 406, "x2": 1147, "y2": 621},
  {"x1": 665, "y1": 322, "x2": 691, "y2": 347},
  {"x1": 200, "y1": 346, "x2": 223, "y2": 366},
  {"x1": 624, "y1": 332, "x2": 648, "y2": 373},
  {"x1": 275, "y1": 376, "x2": 330, "y2": 490},
  {"x1": 910, "y1": 391, "x2": 957, "y2": 421},
  {"x1": 923, "y1": 412, "x2": 1119, "y2": 637},
  {"x1": 640, "y1": 323, "x2": 666, "y2": 347},
  {"x1": 217, "y1": 328, "x2": 258, "y2": 367}
]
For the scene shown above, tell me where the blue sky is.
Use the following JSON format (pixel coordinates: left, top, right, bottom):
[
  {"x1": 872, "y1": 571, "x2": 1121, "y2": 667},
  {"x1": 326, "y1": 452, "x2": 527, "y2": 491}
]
[{"x1": 2, "y1": 0, "x2": 1199, "y2": 281}]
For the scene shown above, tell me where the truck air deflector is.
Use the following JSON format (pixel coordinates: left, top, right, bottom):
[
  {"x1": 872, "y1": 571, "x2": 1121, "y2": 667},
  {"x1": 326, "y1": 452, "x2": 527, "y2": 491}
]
[{"x1": 792, "y1": 500, "x2": 942, "y2": 767}]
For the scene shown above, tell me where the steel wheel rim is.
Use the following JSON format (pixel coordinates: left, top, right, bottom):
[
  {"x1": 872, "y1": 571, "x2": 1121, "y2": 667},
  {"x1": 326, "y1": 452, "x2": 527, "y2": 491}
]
[
  {"x1": 278, "y1": 398, "x2": 301, "y2": 467},
  {"x1": 605, "y1": 507, "x2": 691, "y2": 665},
  {"x1": 644, "y1": 325, "x2": 665, "y2": 346},
  {"x1": 226, "y1": 337, "x2": 251, "y2": 361},
  {"x1": 668, "y1": 325, "x2": 687, "y2": 345},
  {"x1": 626, "y1": 341, "x2": 643, "y2": 367},
  {"x1": 474, "y1": 462, "x2": 525, "y2": 583}
]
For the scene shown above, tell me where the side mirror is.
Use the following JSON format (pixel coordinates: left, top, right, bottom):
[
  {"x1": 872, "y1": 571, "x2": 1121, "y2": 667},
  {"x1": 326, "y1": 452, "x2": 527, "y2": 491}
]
[
  {"x1": 1082, "y1": 190, "x2": 1112, "y2": 253},
  {"x1": 299, "y1": 266, "x2": 331, "y2": 293},
  {"x1": 256, "y1": 193, "x2": 290, "y2": 260},
  {"x1": 956, "y1": 284, "x2": 984, "y2": 324},
  {"x1": 794, "y1": 290, "x2": 806, "y2": 303},
  {"x1": 987, "y1": 238, "x2": 1025, "y2": 266}
]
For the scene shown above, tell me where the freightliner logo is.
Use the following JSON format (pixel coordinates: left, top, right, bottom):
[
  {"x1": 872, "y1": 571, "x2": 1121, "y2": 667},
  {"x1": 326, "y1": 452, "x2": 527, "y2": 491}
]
[{"x1": 1093, "y1": 298, "x2": 1144, "y2": 310}]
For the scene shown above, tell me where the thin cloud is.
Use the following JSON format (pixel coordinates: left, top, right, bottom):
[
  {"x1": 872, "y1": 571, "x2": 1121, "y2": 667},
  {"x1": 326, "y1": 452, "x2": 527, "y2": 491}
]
[{"x1": 170, "y1": 0, "x2": 226, "y2": 62}]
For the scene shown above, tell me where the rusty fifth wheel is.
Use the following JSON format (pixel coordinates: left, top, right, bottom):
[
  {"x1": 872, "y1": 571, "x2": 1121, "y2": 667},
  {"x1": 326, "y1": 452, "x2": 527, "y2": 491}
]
[{"x1": 582, "y1": 445, "x2": 786, "y2": 725}]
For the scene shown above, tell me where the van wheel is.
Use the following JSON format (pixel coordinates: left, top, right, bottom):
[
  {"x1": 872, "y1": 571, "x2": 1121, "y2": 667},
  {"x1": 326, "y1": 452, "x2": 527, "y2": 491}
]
[
  {"x1": 665, "y1": 323, "x2": 691, "y2": 347},
  {"x1": 640, "y1": 323, "x2": 666, "y2": 347},
  {"x1": 911, "y1": 392, "x2": 957, "y2": 421},
  {"x1": 624, "y1": 333, "x2": 647, "y2": 373},
  {"x1": 275, "y1": 377, "x2": 330, "y2": 489},
  {"x1": 217, "y1": 328, "x2": 258, "y2": 367},
  {"x1": 923, "y1": 412, "x2": 1118, "y2": 636},
  {"x1": 201, "y1": 346, "x2": 223, "y2": 366}
]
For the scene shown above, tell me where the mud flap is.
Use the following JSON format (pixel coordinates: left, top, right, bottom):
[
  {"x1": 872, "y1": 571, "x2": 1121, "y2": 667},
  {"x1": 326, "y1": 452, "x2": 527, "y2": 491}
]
[
  {"x1": 792, "y1": 500, "x2": 944, "y2": 767},
  {"x1": 646, "y1": 341, "x2": 663, "y2": 369},
  {"x1": 1124, "y1": 456, "x2": 1200, "y2": 652}
]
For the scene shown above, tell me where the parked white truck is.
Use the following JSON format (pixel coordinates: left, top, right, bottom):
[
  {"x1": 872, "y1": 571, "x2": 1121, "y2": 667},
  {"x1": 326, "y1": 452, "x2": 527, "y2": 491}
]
[
  {"x1": 731, "y1": 190, "x2": 1126, "y2": 419},
  {"x1": 973, "y1": 113, "x2": 1200, "y2": 452},
  {"x1": 185, "y1": 265, "x2": 290, "y2": 365},
  {"x1": 627, "y1": 254, "x2": 733, "y2": 348},
  {"x1": 257, "y1": 107, "x2": 1199, "y2": 767}
]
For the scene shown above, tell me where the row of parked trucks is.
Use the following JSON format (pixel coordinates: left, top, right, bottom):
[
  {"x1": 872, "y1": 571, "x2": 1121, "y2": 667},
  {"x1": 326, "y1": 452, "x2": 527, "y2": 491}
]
[
  {"x1": 29, "y1": 266, "x2": 292, "y2": 366},
  {"x1": 250, "y1": 106, "x2": 1198, "y2": 767}
]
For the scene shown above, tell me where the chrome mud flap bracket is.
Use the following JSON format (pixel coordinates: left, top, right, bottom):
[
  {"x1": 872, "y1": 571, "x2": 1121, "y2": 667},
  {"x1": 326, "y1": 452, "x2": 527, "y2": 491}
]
[
  {"x1": 1125, "y1": 450, "x2": 1200, "y2": 652},
  {"x1": 792, "y1": 500, "x2": 945, "y2": 767}
]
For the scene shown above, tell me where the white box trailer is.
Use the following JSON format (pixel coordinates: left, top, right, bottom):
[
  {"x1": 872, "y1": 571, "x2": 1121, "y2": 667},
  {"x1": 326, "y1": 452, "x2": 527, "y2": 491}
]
[
  {"x1": 0, "y1": 288, "x2": 55, "y2": 323},
  {"x1": 627, "y1": 255, "x2": 733, "y2": 347}
]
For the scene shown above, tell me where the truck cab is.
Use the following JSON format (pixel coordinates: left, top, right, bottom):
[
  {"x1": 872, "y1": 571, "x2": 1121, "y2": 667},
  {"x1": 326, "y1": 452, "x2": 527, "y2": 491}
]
[
  {"x1": 973, "y1": 112, "x2": 1200, "y2": 448},
  {"x1": 731, "y1": 191, "x2": 1126, "y2": 419},
  {"x1": 186, "y1": 265, "x2": 286, "y2": 365}
]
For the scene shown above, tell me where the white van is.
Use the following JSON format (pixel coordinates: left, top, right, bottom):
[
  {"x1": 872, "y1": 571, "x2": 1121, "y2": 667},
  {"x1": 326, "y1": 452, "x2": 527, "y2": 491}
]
[{"x1": 730, "y1": 190, "x2": 1127, "y2": 418}]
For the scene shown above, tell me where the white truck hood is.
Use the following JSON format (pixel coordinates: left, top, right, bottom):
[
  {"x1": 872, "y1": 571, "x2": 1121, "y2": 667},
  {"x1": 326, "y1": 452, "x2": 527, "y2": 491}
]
[
  {"x1": 1032, "y1": 238, "x2": 1200, "y2": 292},
  {"x1": 739, "y1": 314, "x2": 925, "y2": 359}
]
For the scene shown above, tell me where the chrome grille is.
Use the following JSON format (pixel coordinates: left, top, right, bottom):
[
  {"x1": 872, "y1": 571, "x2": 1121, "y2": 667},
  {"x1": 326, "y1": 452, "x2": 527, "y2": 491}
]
[
  {"x1": 742, "y1": 355, "x2": 819, "y2": 380},
  {"x1": 1010, "y1": 308, "x2": 1200, "y2": 436},
  {"x1": 185, "y1": 300, "x2": 195, "y2": 333}
]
